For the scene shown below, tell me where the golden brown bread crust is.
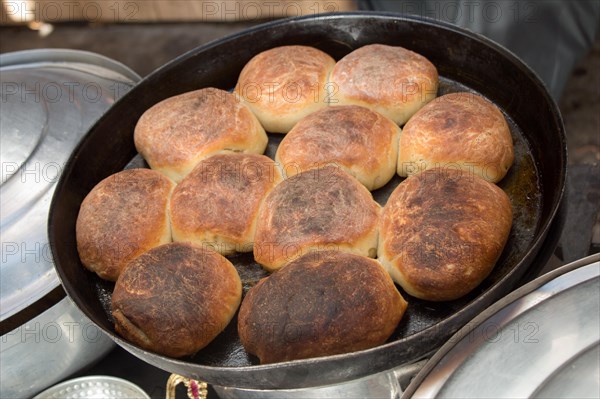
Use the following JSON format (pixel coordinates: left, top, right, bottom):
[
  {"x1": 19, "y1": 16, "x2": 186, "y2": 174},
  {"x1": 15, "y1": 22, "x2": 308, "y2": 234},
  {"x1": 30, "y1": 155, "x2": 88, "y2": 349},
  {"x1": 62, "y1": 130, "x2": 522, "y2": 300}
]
[
  {"x1": 76, "y1": 168, "x2": 174, "y2": 281},
  {"x1": 378, "y1": 168, "x2": 513, "y2": 301},
  {"x1": 397, "y1": 92, "x2": 514, "y2": 183},
  {"x1": 134, "y1": 87, "x2": 268, "y2": 182},
  {"x1": 329, "y1": 44, "x2": 438, "y2": 125},
  {"x1": 169, "y1": 153, "x2": 283, "y2": 255},
  {"x1": 111, "y1": 242, "x2": 242, "y2": 358},
  {"x1": 275, "y1": 105, "x2": 401, "y2": 190},
  {"x1": 234, "y1": 45, "x2": 336, "y2": 133},
  {"x1": 238, "y1": 250, "x2": 407, "y2": 364},
  {"x1": 253, "y1": 165, "x2": 380, "y2": 272}
]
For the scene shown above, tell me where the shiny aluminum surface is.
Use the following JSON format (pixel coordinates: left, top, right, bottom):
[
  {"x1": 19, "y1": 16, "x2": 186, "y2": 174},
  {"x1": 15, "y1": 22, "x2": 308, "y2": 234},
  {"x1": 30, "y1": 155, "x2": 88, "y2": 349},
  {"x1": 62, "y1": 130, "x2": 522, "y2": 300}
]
[
  {"x1": 406, "y1": 254, "x2": 600, "y2": 398},
  {"x1": 0, "y1": 49, "x2": 140, "y2": 399},
  {"x1": 1, "y1": 297, "x2": 115, "y2": 398},
  {"x1": 32, "y1": 375, "x2": 150, "y2": 399},
  {"x1": 214, "y1": 368, "x2": 403, "y2": 399},
  {"x1": 0, "y1": 49, "x2": 139, "y2": 321}
]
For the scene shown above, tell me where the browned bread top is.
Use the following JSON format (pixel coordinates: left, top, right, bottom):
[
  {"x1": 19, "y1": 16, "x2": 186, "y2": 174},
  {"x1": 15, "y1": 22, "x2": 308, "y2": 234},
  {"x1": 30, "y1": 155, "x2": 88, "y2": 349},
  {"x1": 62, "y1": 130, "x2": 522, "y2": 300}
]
[
  {"x1": 253, "y1": 165, "x2": 380, "y2": 271},
  {"x1": 134, "y1": 87, "x2": 267, "y2": 182},
  {"x1": 329, "y1": 44, "x2": 438, "y2": 125},
  {"x1": 398, "y1": 92, "x2": 514, "y2": 182},
  {"x1": 76, "y1": 168, "x2": 174, "y2": 281},
  {"x1": 378, "y1": 167, "x2": 513, "y2": 301},
  {"x1": 169, "y1": 153, "x2": 283, "y2": 254},
  {"x1": 275, "y1": 105, "x2": 401, "y2": 190},
  {"x1": 234, "y1": 45, "x2": 336, "y2": 133},
  {"x1": 238, "y1": 250, "x2": 407, "y2": 364},
  {"x1": 112, "y1": 242, "x2": 242, "y2": 358}
]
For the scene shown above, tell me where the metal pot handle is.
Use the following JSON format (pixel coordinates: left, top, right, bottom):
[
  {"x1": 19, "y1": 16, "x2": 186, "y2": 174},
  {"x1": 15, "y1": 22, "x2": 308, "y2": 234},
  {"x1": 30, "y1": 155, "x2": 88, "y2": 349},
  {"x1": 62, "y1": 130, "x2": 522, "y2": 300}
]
[{"x1": 166, "y1": 374, "x2": 208, "y2": 399}]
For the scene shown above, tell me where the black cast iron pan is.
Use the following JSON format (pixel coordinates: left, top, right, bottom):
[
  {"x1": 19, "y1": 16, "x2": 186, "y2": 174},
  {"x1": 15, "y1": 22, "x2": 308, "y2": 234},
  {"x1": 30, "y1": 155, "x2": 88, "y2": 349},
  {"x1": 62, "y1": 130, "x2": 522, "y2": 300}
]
[{"x1": 48, "y1": 12, "x2": 566, "y2": 390}]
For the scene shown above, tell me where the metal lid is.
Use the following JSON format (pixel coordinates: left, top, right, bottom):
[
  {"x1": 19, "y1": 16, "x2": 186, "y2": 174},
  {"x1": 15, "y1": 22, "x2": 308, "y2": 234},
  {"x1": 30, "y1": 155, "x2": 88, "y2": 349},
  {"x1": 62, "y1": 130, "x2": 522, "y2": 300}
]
[
  {"x1": 32, "y1": 375, "x2": 150, "y2": 399},
  {"x1": 0, "y1": 49, "x2": 140, "y2": 322},
  {"x1": 405, "y1": 254, "x2": 600, "y2": 398}
]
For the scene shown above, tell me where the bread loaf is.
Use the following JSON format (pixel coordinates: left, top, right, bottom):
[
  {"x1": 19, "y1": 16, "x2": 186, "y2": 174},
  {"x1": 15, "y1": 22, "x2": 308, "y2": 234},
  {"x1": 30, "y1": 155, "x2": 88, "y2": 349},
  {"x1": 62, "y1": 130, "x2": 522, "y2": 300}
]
[
  {"x1": 238, "y1": 250, "x2": 407, "y2": 363},
  {"x1": 170, "y1": 153, "x2": 283, "y2": 255},
  {"x1": 234, "y1": 45, "x2": 335, "y2": 133},
  {"x1": 112, "y1": 242, "x2": 242, "y2": 358},
  {"x1": 378, "y1": 167, "x2": 513, "y2": 301},
  {"x1": 134, "y1": 87, "x2": 267, "y2": 182},
  {"x1": 397, "y1": 92, "x2": 514, "y2": 183},
  {"x1": 76, "y1": 168, "x2": 174, "y2": 281},
  {"x1": 275, "y1": 105, "x2": 401, "y2": 190},
  {"x1": 253, "y1": 165, "x2": 380, "y2": 271},
  {"x1": 329, "y1": 44, "x2": 438, "y2": 125}
]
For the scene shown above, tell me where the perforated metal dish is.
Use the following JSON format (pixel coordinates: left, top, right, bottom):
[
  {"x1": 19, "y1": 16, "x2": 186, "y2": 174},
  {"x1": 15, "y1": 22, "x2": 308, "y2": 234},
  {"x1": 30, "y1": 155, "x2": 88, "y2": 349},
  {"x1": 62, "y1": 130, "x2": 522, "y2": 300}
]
[{"x1": 32, "y1": 376, "x2": 149, "y2": 399}]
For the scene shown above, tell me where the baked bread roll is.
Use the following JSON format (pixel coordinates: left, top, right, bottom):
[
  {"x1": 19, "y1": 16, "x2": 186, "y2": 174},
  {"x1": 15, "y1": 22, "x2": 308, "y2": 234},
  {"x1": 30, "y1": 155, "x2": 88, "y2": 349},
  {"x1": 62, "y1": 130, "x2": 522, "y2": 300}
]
[
  {"x1": 170, "y1": 153, "x2": 283, "y2": 255},
  {"x1": 253, "y1": 165, "x2": 380, "y2": 272},
  {"x1": 112, "y1": 242, "x2": 242, "y2": 358},
  {"x1": 238, "y1": 250, "x2": 407, "y2": 364},
  {"x1": 134, "y1": 87, "x2": 268, "y2": 182},
  {"x1": 378, "y1": 168, "x2": 513, "y2": 301},
  {"x1": 397, "y1": 92, "x2": 514, "y2": 183},
  {"x1": 329, "y1": 44, "x2": 438, "y2": 125},
  {"x1": 234, "y1": 45, "x2": 336, "y2": 133},
  {"x1": 76, "y1": 168, "x2": 174, "y2": 281},
  {"x1": 275, "y1": 105, "x2": 401, "y2": 190}
]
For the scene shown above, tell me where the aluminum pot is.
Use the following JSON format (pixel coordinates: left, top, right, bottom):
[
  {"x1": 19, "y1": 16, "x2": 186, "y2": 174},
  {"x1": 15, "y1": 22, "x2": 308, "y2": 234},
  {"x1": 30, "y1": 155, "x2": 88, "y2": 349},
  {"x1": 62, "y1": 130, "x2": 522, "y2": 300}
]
[
  {"x1": 1, "y1": 298, "x2": 115, "y2": 398},
  {"x1": 0, "y1": 49, "x2": 140, "y2": 398}
]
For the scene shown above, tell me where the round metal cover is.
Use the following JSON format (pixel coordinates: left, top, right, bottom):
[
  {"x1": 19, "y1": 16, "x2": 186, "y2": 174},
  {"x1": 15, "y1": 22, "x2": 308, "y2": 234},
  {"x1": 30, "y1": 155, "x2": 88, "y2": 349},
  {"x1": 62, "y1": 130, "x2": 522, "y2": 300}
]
[
  {"x1": 32, "y1": 376, "x2": 149, "y2": 399},
  {"x1": 404, "y1": 254, "x2": 600, "y2": 398},
  {"x1": 0, "y1": 49, "x2": 140, "y2": 322}
]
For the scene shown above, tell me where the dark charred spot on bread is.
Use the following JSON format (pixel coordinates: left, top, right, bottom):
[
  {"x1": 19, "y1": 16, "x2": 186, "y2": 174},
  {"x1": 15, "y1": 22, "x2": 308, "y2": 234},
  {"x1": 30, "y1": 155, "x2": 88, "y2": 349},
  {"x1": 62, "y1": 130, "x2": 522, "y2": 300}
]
[
  {"x1": 193, "y1": 93, "x2": 209, "y2": 108},
  {"x1": 337, "y1": 118, "x2": 361, "y2": 136},
  {"x1": 299, "y1": 217, "x2": 327, "y2": 236},
  {"x1": 440, "y1": 177, "x2": 459, "y2": 195},
  {"x1": 443, "y1": 116, "x2": 456, "y2": 129}
]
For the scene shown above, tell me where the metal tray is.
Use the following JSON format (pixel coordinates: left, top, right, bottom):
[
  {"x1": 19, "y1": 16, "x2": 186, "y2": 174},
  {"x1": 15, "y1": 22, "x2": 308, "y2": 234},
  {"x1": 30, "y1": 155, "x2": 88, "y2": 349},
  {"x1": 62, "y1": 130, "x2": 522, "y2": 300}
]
[{"x1": 405, "y1": 254, "x2": 600, "y2": 398}]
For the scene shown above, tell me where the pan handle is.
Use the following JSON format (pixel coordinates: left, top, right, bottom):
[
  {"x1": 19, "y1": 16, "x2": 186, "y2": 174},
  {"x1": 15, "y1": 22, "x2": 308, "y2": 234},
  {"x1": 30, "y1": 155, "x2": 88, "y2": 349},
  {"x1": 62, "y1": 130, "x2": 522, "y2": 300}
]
[{"x1": 166, "y1": 374, "x2": 208, "y2": 399}]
